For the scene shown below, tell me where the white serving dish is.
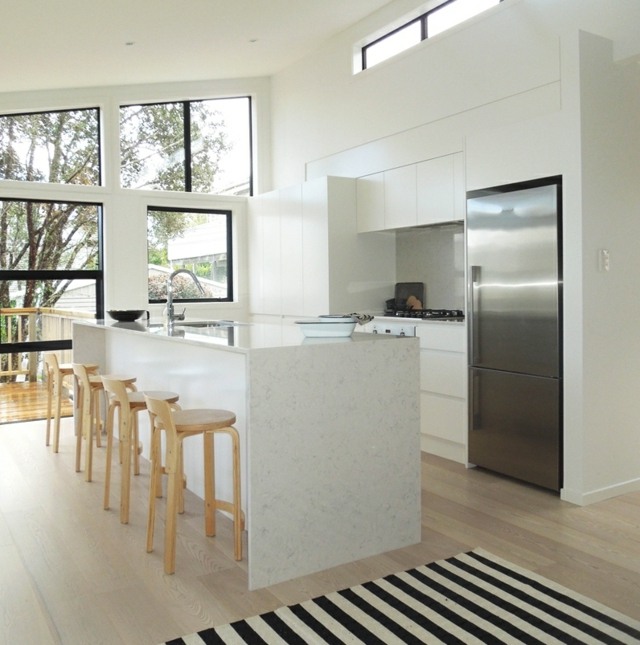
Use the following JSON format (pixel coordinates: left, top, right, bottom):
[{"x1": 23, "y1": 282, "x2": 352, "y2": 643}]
[{"x1": 295, "y1": 320, "x2": 356, "y2": 338}]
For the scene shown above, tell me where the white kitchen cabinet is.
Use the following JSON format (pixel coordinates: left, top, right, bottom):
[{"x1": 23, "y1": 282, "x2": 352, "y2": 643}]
[
  {"x1": 384, "y1": 165, "x2": 417, "y2": 229},
  {"x1": 280, "y1": 184, "x2": 304, "y2": 316},
  {"x1": 417, "y1": 153, "x2": 464, "y2": 225},
  {"x1": 249, "y1": 176, "x2": 395, "y2": 318},
  {"x1": 248, "y1": 189, "x2": 282, "y2": 316},
  {"x1": 356, "y1": 172, "x2": 385, "y2": 233},
  {"x1": 356, "y1": 153, "x2": 464, "y2": 233},
  {"x1": 416, "y1": 322, "x2": 467, "y2": 463}
]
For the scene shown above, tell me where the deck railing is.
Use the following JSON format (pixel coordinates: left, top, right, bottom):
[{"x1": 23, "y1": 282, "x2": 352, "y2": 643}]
[{"x1": 0, "y1": 308, "x2": 95, "y2": 382}]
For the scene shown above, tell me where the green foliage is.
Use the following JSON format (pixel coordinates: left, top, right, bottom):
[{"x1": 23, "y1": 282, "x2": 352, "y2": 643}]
[
  {"x1": 119, "y1": 100, "x2": 230, "y2": 192},
  {"x1": 147, "y1": 273, "x2": 217, "y2": 300}
]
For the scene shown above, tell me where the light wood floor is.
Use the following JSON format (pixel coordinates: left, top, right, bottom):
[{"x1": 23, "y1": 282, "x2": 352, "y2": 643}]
[
  {"x1": 0, "y1": 381, "x2": 73, "y2": 424},
  {"x1": 1, "y1": 417, "x2": 638, "y2": 644}
]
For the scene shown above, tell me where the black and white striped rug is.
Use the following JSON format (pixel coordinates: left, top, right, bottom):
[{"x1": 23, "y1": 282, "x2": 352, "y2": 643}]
[{"x1": 163, "y1": 549, "x2": 640, "y2": 644}]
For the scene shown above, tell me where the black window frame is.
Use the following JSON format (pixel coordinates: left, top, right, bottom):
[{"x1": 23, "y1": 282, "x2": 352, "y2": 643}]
[
  {"x1": 362, "y1": 0, "x2": 503, "y2": 71},
  {"x1": 0, "y1": 198, "x2": 104, "y2": 354},
  {"x1": 120, "y1": 97, "x2": 253, "y2": 196},
  {"x1": 147, "y1": 205, "x2": 234, "y2": 305}
]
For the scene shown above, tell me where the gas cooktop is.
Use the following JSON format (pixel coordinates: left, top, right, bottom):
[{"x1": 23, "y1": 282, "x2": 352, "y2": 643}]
[{"x1": 384, "y1": 308, "x2": 465, "y2": 320}]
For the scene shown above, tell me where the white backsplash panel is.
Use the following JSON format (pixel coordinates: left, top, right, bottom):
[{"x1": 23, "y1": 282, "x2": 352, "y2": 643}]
[{"x1": 396, "y1": 223, "x2": 464, "y2": 310}]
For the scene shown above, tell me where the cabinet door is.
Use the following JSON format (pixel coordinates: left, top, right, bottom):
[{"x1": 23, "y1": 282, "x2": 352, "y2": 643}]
[
  {"x1": 302, "y1": 178, "x2": 330, "y2": 315},
  {"x1": 261, "y1": 190, "x2": 282, "y2": 315},
  {"x1": 417, "y1": 155, "x2": 455, "y2": 225},
  {"x1": 356, "y1": 172, "x2": 385, "y2": 233},
  {"x1": 247, "y1": 194, "x2": 265, "y2": 314},
  {"x1": 384, "y1": 165, "x2": 416, "y2": 229},
  {"x1": 280, "y1": 184, "x2": 303, "y2": 316}
]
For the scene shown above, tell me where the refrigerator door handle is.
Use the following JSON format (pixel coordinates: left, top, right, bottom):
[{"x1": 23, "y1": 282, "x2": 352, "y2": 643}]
[{"x1": 469, "y1": 265, "x2": 481, "y2": 365}]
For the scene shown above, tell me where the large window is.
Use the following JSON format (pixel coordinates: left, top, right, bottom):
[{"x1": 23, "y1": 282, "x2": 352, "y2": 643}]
[
  {"x1": 120, "y1": 97, "x2": 252, "y2": 196},
  {"x1": 0, "y1": 198, "x2": 103, "y2": 381},
  {"x1": 0, "y1": 108, "x2": 101, "y2": 185},
  {"x1": 147, "y1": 207, "x2": 232, "y2": 304},
  {"x1": 361, "y1": 0, "x2": 502, "y2": 71}
]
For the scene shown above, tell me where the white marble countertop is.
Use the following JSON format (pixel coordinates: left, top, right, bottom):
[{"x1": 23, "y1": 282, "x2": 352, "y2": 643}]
[{"x1": 75, "y1": 318, "x2": 405, "y2": 353}]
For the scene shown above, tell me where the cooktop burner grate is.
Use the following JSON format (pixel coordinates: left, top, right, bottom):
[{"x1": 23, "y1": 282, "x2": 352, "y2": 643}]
[{"x1": 385, "y1": 308, "x2": 464, "y2": 320}]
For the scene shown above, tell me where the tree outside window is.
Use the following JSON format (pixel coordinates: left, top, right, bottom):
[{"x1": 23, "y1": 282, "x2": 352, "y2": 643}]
[
  {"x1": 120, "y1": 97, "x2": 251, "y2": 195},
  {"x1": 147, "y1": 207, "x2": 232, "y2": 303}
]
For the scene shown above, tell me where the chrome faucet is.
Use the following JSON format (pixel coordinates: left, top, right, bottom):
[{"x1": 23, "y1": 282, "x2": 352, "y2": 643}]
[{"x1": 166, "y1": 268, "x2": 205, "y2": 329}]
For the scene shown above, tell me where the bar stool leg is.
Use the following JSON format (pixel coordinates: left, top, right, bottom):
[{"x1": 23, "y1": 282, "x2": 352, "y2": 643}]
[
  {"x1": 163, "y1": 433, "x2": 181, "y2": 575},
  {"x1": 103, "y1": 398, "x2": 117, "y2": 510},
  {"x1": 119, "y1": 404, "x2": 133, "y2": 524},
  {"x1": 204, "y1": 431, "x2": 216, "y2": 537},
  {"x1": 45, "y1": 365, "x2": 53, "y2": 447},
  {"x1": 52, "y1": 370, "x2": 63, "y2": 453},
  {"x1": 75, "y1": 382, "x2": 86, "y2": 473},
  {"x1": 146, "y1": 421, "x2": 161, "y2": 553}
]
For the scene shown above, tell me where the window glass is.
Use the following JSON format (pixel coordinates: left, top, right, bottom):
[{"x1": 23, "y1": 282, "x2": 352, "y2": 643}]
[
  {"x1": 121, "y1": 97, "x2": 251, "y2": 195},
  {"x1": 364, "y1": 21, "x2": 421, "y2": 70},
  {"x1": 0, "y1": 199, "x2": 103, "y2": 352},
  {"x1": 428, "y1": 0, "x2": 500, "y2": 37},
  {"x1": 147, "y1": 207, "x2": 232, "y2": 302},
  {"x1": 0, "y1": 108, "x2": 100, "y2": 185},
  {"x1": 120, "y1": 102, "x2": 185, "y2": 191},
  {"x1": 0, "y1": 200, "x2": 101, "y2": 272},
  {"x1": 361, "y1": 0, "x2": 501, "y2": 70}
]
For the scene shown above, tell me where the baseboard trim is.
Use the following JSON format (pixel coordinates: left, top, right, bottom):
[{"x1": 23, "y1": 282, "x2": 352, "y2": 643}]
[{"x1": 561, "y1": 477, "x2": 640, "y2": 506}]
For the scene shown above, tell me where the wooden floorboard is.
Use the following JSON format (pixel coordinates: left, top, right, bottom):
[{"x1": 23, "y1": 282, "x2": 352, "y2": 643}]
[
  {"x1": 0, "y1": 381, "x2": 73, "y2": 424},
  {"x1": 0, "y1": 417, "x2": 638, "y2": 644}
]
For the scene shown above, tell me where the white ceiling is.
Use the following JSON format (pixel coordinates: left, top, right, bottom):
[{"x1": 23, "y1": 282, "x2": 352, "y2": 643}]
[{"x1": 2, "y1": 0, "x2": 396, "y2": 94}]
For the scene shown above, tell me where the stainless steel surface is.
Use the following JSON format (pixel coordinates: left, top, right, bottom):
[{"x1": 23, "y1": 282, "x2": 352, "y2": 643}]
[
  {"x1": 467, "y1": 179, "x2": 562, "y2": 491},
  {"x1": 469, "y1": 367, "x2": 560, "y2": 490}
]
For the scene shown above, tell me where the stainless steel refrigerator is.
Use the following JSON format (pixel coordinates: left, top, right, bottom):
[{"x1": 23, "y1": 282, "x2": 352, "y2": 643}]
[{"x1": 467, "y1": 177, "x2": 562, "y2": 491}]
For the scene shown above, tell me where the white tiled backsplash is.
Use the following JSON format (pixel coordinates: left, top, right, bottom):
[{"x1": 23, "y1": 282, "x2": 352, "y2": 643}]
[{"x1": 395, "y1": 222, "x2": 465, "y2": 310}]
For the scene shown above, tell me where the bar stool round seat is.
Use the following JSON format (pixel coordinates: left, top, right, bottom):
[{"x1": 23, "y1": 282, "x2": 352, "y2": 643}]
[
  {"x1": 145, "y1": 396, "x2": 243, "y2": 574},
  {"x1": 101, "y1": 376, "x2": 179, "y2": 524},
  {"x1": 73, "y1": 364, "x2": 135, "y2": 482}
]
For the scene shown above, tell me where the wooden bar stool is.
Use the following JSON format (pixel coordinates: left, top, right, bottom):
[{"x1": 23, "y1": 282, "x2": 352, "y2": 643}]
[
  {"x1": 101, "y1": 376, "x2": 179, "y2": 524},
  {"x1": 145, "y1": 395, "x2": 243, "y2": 574},
  {"x1": 44, "y1": 354, "x2": 97, "y2": 452},
  {"x1": 72, "y1": 364, "x2": 135, "y2": 482}
]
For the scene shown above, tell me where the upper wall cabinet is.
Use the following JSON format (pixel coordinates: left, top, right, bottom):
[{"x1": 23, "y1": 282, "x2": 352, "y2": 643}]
[
  {"x1": 385, "y1": 165, "x2": 417, "y2": 229},
  {"x1": 356, "y1": 172, "x2": 384, "y2": 232},
  {"x1": 357, "y1": 152, "x2": 464, "y2": 232},
  {"x1": 417, "y1": 153, "x2": 464, "y2": 226}
]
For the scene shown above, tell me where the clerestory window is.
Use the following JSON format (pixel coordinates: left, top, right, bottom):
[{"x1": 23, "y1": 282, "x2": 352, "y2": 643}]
[{"x1": 361, "y1": 0, "x2": 502, "y2": 71}]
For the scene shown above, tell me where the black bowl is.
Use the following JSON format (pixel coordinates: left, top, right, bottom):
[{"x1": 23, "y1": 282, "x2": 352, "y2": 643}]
[{"x1": 107, "y1": 309, "x2": 145, "y2": 322}]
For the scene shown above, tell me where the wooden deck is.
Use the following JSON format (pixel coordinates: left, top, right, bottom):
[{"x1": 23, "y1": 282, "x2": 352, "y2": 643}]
[{"x1": 0, "y1": 381, "x2": 73, "y2": 424}]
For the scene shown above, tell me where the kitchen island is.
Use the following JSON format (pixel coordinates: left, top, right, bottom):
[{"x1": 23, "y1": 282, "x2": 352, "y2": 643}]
[{"x1": 72, "y1": 318, "x2": 421, "y2": 589}]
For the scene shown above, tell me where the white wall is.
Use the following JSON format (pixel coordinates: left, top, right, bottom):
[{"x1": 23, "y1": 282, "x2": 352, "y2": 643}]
[{"x1": 269, "y1": 0, "x2": 640, "y2": 503}]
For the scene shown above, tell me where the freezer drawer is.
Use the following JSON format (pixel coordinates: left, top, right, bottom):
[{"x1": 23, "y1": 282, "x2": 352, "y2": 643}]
[{"x1": 468, "y1": 367, "x2": 561, "y2": 491}]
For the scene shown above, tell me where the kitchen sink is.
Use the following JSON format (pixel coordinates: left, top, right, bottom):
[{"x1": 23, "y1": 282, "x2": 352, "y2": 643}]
[{"x1": 174, "y1": 319, "x2": 247, "y2": 328}]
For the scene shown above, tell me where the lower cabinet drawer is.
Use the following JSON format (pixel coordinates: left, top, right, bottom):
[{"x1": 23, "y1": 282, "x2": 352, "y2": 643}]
[
  {"x1": 420, "y1": 392, "x2": 467, "y2": 444},
  {"x1": 420, "y1": 349, "x2": 466, "y2": 397}
]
